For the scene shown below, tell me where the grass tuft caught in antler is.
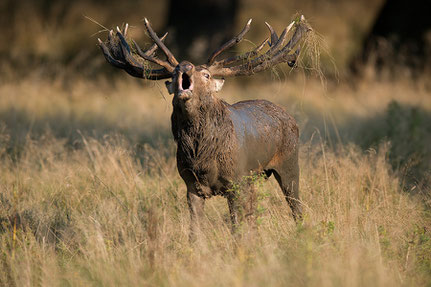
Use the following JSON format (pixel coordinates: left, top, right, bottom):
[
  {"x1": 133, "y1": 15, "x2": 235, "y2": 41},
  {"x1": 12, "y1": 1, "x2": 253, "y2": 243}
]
[{"x1": 290, "y1": 14, "x2": 338, "y2": 89}]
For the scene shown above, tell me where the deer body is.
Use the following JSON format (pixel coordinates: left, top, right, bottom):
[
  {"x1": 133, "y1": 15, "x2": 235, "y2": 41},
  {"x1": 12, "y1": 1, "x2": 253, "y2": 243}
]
[
  {"x1": 174, "y1": 90, "x2": 299, "y2": 199},
  {"x1": 99, "y1": 17, "x2": 309, "y2": 233},
  {"x1": 228, "y1": 99, "x2": 298, "y2": 176}
]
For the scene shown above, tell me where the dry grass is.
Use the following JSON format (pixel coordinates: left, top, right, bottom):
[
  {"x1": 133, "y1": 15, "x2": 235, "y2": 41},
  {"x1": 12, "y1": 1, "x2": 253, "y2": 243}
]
[
  {"x1": 1, "y1": 0, "x2": 430, "y2": 285},
  {"x1": 0, "y1": 75, "x2": 430, "y2": 286}
]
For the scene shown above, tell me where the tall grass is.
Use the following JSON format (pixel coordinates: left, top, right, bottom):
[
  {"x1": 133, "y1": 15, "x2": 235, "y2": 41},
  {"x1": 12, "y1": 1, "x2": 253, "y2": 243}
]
[{"x1": 0, "y1": 76, "x2": 430, "y2": 286}]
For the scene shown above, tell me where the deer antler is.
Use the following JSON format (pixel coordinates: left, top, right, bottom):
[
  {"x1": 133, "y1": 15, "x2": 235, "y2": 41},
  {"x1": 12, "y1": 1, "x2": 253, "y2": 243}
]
[
  {"x1": 98, "y1": 20, "x2": 178, "y2": 80},
  {"x1": 207, "y1": 19, "x2": 253, "y2": 66},
  {"x1": 207, "y1": 15, "x2": 311, "y2": 77}
]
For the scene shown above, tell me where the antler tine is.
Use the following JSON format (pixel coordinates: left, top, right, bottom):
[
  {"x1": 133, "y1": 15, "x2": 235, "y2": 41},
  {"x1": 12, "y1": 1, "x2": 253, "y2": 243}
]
[
  {"x1": 116, "y1": 29, "x2": 141, "y2": 66},
  {"x1": 207, "y1": 19, "x2": 253, "y2": 65},
  {"x1": 280, "y1": 20, "x2": 307, "y2": 54},
  {"x1": 144, "y1": 18, "x2": 179, "y2": 67},
  {"x1": 265, "y1": 22, "x2": 278, "y2": 47},
  {"x1": 124, "y1": 23, "x2": 128, "y2": 36},
  {"x1": 98, "y1": 25, "x2": 173, "y2": 80},
  {"x1": 259, "y1": 21, "x2": 294, "y2": 59},
  {"x1": 208, "y1": 16, "x2": 311, "y2": 77},
  {"x1": 234, "y1": 20, "x2": 309, "y2": 74},
  {"x1": 213, "y1": 21, "x2": 291, "y2": 69},
  {"x1": 132, "y1": 32, "x2": 174, "y2": 72},
  {"x1": 218, "y1": 36, "x2": 269, "y2": 66},
  {"x1": 119, "y1": 22, "x2": 170, "y2": 60},
  {"x1": 118, "y1": 29, "x2": 174, "y2": 77},
  {"x1": 98, "y1": 38, "x2": 127, "y2": 69},
  {"x1": 137, "y1": 32, "x2": 168, "y2": 57},
  {"x1": 98, "y1": 38, "x2": 170, "y2": 79}
]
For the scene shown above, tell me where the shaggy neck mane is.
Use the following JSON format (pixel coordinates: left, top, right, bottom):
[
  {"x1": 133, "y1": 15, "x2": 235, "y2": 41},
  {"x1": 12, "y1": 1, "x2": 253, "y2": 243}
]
[{"x1": 171, "y1": 97, "x2": 234, "y2": 171}]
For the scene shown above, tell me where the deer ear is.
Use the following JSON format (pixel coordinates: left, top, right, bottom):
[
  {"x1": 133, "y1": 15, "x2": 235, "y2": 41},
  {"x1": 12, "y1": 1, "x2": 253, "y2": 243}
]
[
  {"x1": 212, "y1": 78, "x2": 225, "y2": 93},
  {"x1": 165, "y1": 81, "x2": 174, "y2": 94}
]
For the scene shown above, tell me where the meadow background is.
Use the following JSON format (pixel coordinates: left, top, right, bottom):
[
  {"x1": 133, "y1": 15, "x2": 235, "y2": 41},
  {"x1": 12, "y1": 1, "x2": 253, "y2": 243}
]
[{"x1": 0, "y1": 0, "x2": 430, "y2": 286}]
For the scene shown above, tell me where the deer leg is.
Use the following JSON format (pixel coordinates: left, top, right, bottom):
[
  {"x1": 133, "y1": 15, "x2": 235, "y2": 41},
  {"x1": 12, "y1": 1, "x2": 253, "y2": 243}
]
[
  {"x1": 227, "y1": 179, "x2": 257, "y2": 233},
  {"x1": 227, "y1": 192, "x2": 241, "y2": 233},
  {"x1": 187, "y1": 189, "x2": 205, "y2": 240},
  {"x1": 273, "y1": 150, "x2": 302, "y2": 222},
  {"x1": 244, "y1": 181, "x2": 257, "y2": 226},
  {"x1": 273, "y1": 169, "x2": 302, "y2": 222}
]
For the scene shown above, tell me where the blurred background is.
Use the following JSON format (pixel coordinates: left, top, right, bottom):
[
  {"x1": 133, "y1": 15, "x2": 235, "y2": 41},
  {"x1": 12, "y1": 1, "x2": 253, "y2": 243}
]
[
  {"x1": 1, "y1": 0, "x2": 430, "y2": 79},
  {"x1": 0, "y1": 0, "x2": 430, "y2": 190}
]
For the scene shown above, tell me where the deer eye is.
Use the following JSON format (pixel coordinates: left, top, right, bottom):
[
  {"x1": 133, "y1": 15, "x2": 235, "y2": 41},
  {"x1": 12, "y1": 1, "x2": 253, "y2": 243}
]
[{"x1": 203, "y1": 73, "x2": 210, "y2": 79}]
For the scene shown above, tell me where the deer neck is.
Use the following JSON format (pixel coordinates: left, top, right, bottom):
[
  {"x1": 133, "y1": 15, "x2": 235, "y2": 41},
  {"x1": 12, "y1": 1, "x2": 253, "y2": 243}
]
[{"x1": 171, "y1": 95, "x2": 231, "y2": 143}]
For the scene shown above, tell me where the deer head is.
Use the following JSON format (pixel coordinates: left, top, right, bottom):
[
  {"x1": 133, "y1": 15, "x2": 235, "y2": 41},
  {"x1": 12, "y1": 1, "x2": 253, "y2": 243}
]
[{"x1": 98, "y1": 17, "x2": 310, "y2": 115}]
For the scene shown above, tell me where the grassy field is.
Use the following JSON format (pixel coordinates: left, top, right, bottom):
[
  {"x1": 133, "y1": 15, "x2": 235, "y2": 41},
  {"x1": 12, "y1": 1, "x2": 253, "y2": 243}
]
[{"x1": 0, "y1": 74, "x2": 430, "y2": 286}]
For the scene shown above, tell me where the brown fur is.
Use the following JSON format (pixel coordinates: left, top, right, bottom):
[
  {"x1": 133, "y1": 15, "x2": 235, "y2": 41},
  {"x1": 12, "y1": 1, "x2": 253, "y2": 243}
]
[{"x1": 167, "y1": 61, "x2": 301, "y2": 235}]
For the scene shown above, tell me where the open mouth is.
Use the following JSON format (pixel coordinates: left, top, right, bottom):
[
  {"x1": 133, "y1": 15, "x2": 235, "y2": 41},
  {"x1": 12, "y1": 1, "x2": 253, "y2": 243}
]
[{"x1": 179, "y1": 73, "x2": 193, "y2": 91}]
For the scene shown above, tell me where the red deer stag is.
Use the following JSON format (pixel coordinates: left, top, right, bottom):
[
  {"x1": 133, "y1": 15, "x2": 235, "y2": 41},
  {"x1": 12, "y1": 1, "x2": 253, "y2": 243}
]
[{"x1": 98, "y1": 16, "x2": 310, "y2": 233}]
